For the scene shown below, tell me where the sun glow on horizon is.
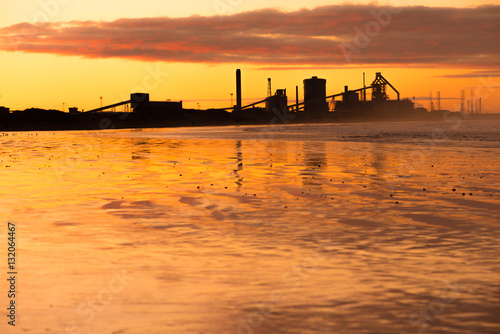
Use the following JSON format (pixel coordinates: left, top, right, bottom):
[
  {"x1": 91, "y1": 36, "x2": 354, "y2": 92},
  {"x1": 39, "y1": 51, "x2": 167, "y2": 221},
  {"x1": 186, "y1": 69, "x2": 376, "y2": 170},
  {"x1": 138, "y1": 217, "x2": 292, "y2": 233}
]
[{"x1": 1, "y1": 0, "x2": 499, "y2": 112}]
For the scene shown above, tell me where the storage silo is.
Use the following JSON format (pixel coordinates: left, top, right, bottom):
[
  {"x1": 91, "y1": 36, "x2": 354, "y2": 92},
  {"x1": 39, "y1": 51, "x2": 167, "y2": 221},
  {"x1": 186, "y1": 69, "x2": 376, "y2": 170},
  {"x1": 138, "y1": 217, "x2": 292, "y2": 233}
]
[{"x1": 303, "y1": 76, "x2": 327, "y2": 113}]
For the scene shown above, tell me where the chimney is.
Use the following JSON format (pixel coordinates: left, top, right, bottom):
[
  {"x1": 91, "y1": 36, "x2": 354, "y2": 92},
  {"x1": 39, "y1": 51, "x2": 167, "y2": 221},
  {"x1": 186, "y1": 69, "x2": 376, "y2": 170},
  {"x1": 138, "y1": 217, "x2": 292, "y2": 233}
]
[{"x1": 236, "y1": 69, "x2": 242, "y2": 112}]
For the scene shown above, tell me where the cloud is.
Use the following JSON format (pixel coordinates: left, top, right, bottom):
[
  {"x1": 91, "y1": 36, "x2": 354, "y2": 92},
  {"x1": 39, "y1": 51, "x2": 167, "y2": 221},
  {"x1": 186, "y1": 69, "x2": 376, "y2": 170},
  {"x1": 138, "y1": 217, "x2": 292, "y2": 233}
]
[
  {"x1": 1, "y1": 4, "x2": 499, "y2": 67},
  {"x1": 436, "y1": 70, "x2": 500, "y2": 78}
]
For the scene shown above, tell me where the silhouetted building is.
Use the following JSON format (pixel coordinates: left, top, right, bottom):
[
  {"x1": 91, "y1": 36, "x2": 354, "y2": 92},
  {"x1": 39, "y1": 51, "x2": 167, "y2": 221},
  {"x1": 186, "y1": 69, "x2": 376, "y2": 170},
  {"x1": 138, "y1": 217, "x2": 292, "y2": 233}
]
[
  {"x1": 130, "y1": 93, "x2": 150, "y2": 110},
  {"x1": 0, "y1": 106, "x2": 10, "y2": 114},
  {"x1": 68, "y1": 107, "x2": 79, "y2": 114},
  {"x1": 304, "y1": 76, "x2": 328, "y2": 113},
  {"x1": 266, "y1": 89, "x2": 288, "y2": 112},
  {"x1": 131, "y1": 93, "x2": 182, "y2": 113},
  {"x1": 343, "y1": 86, "x2": 360, "y2": 103},
  {"x1": 332, "y1": 72, "x2": 416, "y2": 118}
]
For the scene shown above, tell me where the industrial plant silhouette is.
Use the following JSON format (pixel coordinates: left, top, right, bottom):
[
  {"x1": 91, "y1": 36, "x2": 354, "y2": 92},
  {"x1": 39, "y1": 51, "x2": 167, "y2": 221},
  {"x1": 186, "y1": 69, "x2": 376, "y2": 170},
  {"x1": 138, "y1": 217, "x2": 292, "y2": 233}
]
[{"x1": 0, "y1": 70, "x2": 484, "y2": 131}]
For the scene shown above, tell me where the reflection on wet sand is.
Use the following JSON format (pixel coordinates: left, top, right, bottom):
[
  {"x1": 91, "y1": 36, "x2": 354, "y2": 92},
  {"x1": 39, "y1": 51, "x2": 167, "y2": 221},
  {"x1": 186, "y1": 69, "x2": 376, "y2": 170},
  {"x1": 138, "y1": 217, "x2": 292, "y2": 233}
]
[{"x1": 0, "y1": 122, "x2": 499, "y2": 334}]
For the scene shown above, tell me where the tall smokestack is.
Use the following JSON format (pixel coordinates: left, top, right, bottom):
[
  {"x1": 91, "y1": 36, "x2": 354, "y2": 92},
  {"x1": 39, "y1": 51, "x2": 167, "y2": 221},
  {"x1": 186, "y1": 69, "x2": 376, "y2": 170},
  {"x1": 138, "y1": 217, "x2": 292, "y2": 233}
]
[
  {"x1": 470, "y1": 89, "x2": 474, "y2": 114},
  {"x1": 460, "y1": 90, "x2": 465, "y2": 113},
  {"x1": 236, "y1": 69, "x2": 242, "y2": 112},
  {"x1": 296, "y1": 85, "x2": 299, "y2": 112}
]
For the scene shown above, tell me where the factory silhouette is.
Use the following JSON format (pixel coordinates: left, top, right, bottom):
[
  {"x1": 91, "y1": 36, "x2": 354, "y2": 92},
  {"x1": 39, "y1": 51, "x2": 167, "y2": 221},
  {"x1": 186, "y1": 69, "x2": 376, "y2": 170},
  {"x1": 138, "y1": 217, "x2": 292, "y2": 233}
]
[
  {"x1": 0, "y1": 69, "x2": 485, "y2": 131},
  {"x1": 84, "y1": 70, "x2": 414, "y2": 116}
]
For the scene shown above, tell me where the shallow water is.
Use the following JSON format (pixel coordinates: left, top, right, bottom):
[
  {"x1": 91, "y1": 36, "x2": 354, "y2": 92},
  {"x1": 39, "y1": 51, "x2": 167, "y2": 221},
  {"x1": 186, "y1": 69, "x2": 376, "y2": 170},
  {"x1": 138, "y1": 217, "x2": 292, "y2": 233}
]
[{"x1": 1, "y1": 120, "x2": 499, "y2": 334}]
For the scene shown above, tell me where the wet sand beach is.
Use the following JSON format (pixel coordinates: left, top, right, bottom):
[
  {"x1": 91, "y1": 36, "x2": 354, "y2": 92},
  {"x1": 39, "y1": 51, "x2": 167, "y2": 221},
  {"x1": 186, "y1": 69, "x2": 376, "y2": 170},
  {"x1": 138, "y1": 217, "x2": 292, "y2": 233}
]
[{"x1": 1, "y1": 120, "x2": 499, "y2": 334}]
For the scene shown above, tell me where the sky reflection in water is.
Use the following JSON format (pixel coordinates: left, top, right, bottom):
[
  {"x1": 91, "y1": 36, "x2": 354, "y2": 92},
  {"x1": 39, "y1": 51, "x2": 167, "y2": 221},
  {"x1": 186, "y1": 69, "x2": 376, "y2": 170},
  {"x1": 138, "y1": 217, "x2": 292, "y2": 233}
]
[{"x1": 1, "y1": 122, "x2": 499, "y2": 334}]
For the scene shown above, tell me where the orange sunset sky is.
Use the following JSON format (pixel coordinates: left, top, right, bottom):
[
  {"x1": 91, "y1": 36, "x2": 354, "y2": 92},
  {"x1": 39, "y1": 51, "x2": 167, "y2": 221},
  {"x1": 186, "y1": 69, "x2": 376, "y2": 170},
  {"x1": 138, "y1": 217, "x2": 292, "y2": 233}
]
[{"x1": 1, "y1": 0, "x2": 499, "y2": 112}]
